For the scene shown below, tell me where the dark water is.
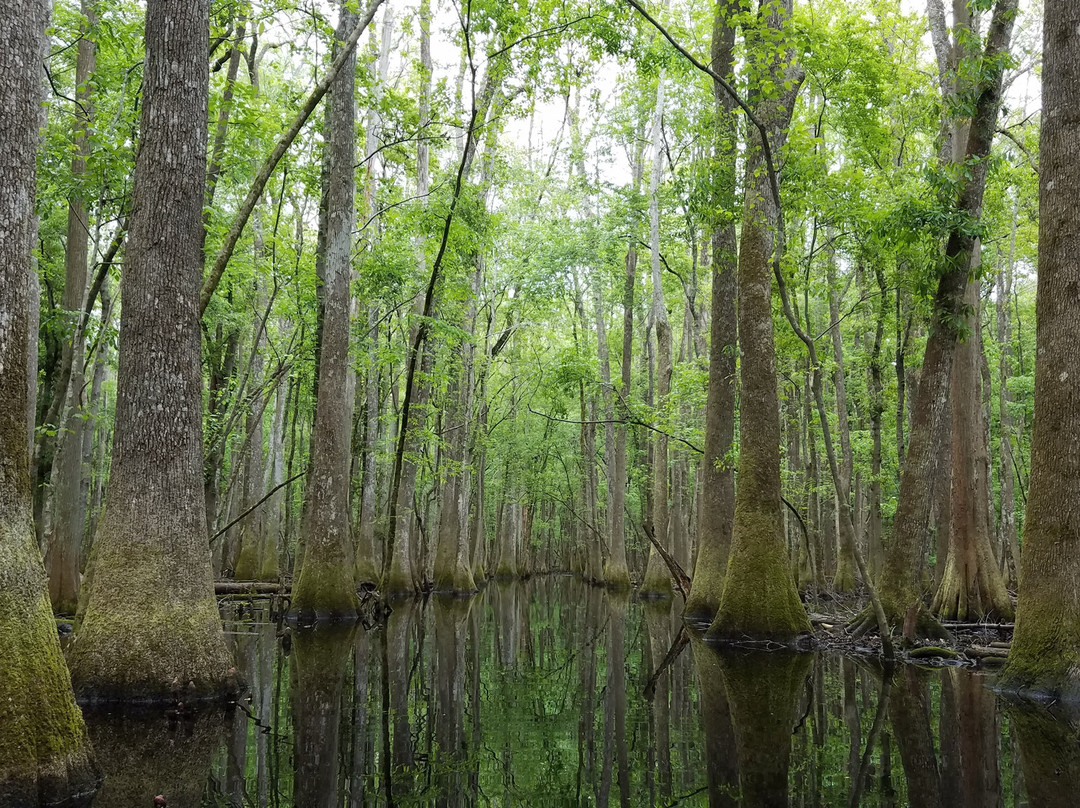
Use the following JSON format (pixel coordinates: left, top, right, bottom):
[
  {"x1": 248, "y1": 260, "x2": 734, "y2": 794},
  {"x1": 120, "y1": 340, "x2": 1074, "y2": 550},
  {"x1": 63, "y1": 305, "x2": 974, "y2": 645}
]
[{"x1": 78, "y1": 576, "x2": 1080, "y2": 807}]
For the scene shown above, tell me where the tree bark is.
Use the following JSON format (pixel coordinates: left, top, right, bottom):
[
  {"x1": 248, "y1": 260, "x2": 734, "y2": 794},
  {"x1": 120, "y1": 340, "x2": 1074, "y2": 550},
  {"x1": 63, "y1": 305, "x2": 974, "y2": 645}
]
[
  {"x1": 291, "y1": 1, "x2": 362, "y2": 620},
  {"x1": 1000, "y1": 1, "x2": 1080, "y2": 700},
  {"x1": 67, "y1": 0, "x2": 237, "y2": 702},
  {"x1": 686, "y1": 0, "x2": 738, "y2": 620},
  {"x1": 931, "y1": 279, "x2": 1013, "y2": 620},
  {"x1": 859, "y1": 0, "x2": 1017, "y2": 635},
  {"x1": 639, "y1": 71, "x2": 674, "y2": 599},
  {"x1": 707, "y1": 0, "x2": 810, "y2": 642},
  {"x1": 45, "y1": 0, "x2": 97, "y2": 615},
  {"x1": 0, "y1": 0, "x2": 100, "y2": 796}
]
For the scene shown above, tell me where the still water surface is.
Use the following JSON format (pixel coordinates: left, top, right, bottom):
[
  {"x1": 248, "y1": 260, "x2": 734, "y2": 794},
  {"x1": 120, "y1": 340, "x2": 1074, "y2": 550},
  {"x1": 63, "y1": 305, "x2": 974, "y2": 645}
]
[{"x1": 79, "y1": 576, "x2": 1080, "y2": 806}]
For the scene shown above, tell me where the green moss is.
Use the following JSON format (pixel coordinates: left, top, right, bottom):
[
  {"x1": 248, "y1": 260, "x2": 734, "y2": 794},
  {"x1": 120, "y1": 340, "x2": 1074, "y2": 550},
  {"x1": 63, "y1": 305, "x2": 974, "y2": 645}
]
[
  {"x1": 290, "y1": 557, "x2": 361, "y2": 622},
  {"x1": 67, "y1": 537, "x2": 238, "y2": 704},
  {"x1": 0, "y1": 586, "x2": 100, "y2": 802},
  {"x1": 638, "y1": 551, "x2": 673, "y2": 599},
  {"x1": 603, "y1": 561, "x2": 632, "y2": 594},
  {"x1": 707, "y1": 506, "x2": 811, "y2": 642},
  {"x1": 432, "y1": 559, "x2": 477, "y2": 595}
]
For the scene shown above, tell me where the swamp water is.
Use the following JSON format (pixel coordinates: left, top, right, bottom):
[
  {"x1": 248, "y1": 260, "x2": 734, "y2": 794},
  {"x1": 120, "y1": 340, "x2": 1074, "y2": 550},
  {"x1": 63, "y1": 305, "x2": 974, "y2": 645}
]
[{"x1": 75, "y1": 576, "x2": 1080, "y2": 807}]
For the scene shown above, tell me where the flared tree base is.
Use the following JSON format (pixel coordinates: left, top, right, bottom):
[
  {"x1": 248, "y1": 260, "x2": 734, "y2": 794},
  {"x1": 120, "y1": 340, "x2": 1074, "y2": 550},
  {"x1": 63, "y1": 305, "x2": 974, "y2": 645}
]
[{"x1": 0, "y1": 591, "x2": 101, "y2": 806}]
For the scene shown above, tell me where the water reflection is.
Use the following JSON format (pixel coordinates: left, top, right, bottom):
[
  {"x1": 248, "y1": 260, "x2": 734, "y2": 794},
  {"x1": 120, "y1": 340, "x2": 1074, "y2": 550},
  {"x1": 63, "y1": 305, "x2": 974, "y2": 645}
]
[{"x1": 70, "y1": 577, "x2": 1080, "y2": 806}]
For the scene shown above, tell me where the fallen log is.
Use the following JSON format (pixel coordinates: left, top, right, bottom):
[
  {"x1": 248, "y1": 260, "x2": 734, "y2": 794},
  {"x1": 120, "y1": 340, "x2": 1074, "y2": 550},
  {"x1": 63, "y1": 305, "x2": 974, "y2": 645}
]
[
  {"x1": 966, "y1": 644, "x2": 1009, "y2": 659},
  {"x1": 215, "y1": 581, "x2": 287, "y2": 595}
]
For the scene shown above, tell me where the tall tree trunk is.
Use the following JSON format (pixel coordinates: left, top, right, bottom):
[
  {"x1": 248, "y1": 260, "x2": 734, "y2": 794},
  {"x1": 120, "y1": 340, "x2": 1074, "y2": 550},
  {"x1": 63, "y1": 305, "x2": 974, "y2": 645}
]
[
  {"x1": 0, "y1": 0, "x2": 100, "y2": 795},
  {"x1": 931, "y1": 279, "x2": 1013, "y2": 620},
  {"x1": 868, "y1": 265, "x2": 888, "y2": 579},
  {"x1": 68, "y1": 0, "x2": 237, "y2": 701},
  {"x1": 826, "y1": 247, "x2": 856, "y2": 592},
  {"x1": 605, "y1": 131, "x2": 645, "y2": 591},
  {"x1": 639, "y1": 71, "x2": 674, "y2": 599},
  {"x1": 685, "y1": 0, "x2": 737, "y2": 619},
  {"x1": 996, "y1": 201, "x2": 1019, "y2": 586},
  {"x1": 1000, "y1": 1, "x2": 1080, "y2": 699},
  {"x1": 859, "y1": 0, "x2": 1017, "y2": 635},
  {"x1": 707, "y1": 0, "x2": 810, "y2": 642},
  {"x1": 355, "y1": 4, "x2": 394, "y2": 588},
  {"x1": 45, "y1": 0, "x2": 97, "y2": 615},
  {"x1": 291, "y1": 1, "x2": 362, "y2": 620}
]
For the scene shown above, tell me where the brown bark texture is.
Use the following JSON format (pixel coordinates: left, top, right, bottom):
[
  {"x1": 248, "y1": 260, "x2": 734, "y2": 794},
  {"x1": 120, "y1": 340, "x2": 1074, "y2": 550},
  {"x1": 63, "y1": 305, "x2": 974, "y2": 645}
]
[
  {"x1": 707, "y1": 0, "x2": 810, "y2": 642},
  {"x1": 0, "y1": 3, "x2": 101, "y2": 798},
  {"x1": 686, "y1": 0, "x2": 738, "y2": 621},
  {"x1": 67, "y1": 0, "x2": 238, "y2": 702},
  {"x1": 292, "y1": 2, "x2": 362, "y2": 620},
  {"x1": 1000, "y1": 1, "x2": 1080, "y2": 701}
]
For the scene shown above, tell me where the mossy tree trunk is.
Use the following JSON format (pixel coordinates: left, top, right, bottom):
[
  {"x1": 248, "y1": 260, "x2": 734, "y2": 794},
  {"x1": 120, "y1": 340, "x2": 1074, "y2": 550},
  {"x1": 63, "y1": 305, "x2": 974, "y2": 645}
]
[
  {"x1": 999, "y1": 1, "x2": 1080, "y2": 701},
  {"x1": 290, "y1": 2, "x2": 362, "y2": 621},
  {"x1": 707, "y1": 0, "x2": 810, "y2": 643},
  {"x1": 687, "y1": 0, "x2": 738, "y2": 621},
  {"x1": 67, "y1": 0, "x2": 237, "y2": 703}
]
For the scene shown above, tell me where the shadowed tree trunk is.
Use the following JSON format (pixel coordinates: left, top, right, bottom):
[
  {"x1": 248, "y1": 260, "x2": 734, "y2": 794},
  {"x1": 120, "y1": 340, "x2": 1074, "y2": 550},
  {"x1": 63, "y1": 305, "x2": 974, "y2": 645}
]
[
  {"x1": 707, "y1": 0, "x2": 810, "y2": 642},
  {"x1": 290, "y1": 2, "x2": 362, "y2": 621},
  {"x1": 67, "y1": 0, "x2": 238, "y2": 702},
  {"x1": 0, "y1": 0, "x2": 100, "y2": 796},
  {"x1": 686, "y1": 0, "x2": 738, "y2": 621},
  {"x1": 1000, "y1": 1, "x2": 1080, "y2": 701}
]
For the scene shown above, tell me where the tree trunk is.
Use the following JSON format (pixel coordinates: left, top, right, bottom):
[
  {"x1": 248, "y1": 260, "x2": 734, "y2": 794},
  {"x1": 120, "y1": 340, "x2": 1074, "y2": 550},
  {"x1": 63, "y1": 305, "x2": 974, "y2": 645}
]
[
  {"x1": 605, "y1": 130, "x2": 644, "y2": 591},
  {"x1": 290, "y1": 2, "x2": 362, "y2": 620},
  {"x1": 862, "y1": 0, "x2": 1017, "y2": 635},
  {"x1": 996, "y1": 202, "x2": 1019, "y2": 587},
  {"x1": 0, "y1": 0, "x2": 100, "y2": 795},
  {"x1": 1000, "y1": 1, "x2": 1080, "y2": 700},
  {"x1": 826, "y1": 247, "x2": 856, "y2": 592},
  {"x1": 67, "y1": 0, "x2": 237, "y2": 702},
  {"x1": 639, "y1": 72, "x2": 674, "y2": 599},
  {"x1": 355, "y1": 4, "x2": 395, "y2": 588},
  {"x1": 686, "y1": 0, "x2": 738, "y2": 622},
  {"x1": 931, "y1": 279, "x2": 1012, "y2": 620},
  {"x1": 707, "y1": 0, "x2": 810, "y2": 642},
  {"x1": 44, "y1": 0, "x2": 97, "y2": 615}
]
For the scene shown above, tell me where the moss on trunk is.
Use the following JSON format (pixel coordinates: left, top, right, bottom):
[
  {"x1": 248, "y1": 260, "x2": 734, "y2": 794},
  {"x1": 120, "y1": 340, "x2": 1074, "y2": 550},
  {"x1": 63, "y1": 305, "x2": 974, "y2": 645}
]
[
  {"x1": 291, "y1": 556, "x2": 361, "y2": 623},
  {"x1": 0, "y1": 586, "x2": 100, "y2": 804}
]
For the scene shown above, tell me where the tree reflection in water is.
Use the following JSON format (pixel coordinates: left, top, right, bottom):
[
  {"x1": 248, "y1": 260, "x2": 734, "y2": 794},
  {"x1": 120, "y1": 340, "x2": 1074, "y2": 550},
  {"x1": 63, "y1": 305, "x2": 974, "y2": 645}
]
[{"x1": 74, "y1": 581, "x2": 1080, "y2": 805}]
